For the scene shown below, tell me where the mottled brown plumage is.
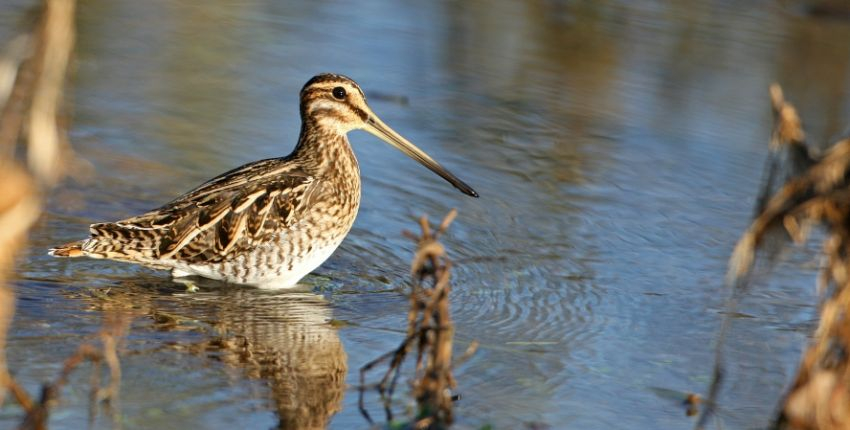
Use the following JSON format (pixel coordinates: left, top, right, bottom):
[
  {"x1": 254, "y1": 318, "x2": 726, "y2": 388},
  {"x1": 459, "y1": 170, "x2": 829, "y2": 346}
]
[{"x1": 50, "y1": 73, "x2": 478, "y2": 288}]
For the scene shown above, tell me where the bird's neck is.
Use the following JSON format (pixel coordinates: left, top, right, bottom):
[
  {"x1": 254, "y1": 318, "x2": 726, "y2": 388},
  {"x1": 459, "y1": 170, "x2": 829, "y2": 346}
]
[{"x1": 292, "y1": 120, "x2": 359, "y2": 178}]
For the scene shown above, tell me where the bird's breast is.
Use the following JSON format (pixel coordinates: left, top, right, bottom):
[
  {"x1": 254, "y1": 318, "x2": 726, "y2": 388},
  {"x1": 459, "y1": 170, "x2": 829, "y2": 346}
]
[{"x1": 236, "y1": 172, "x2": 361, "y2": 288}]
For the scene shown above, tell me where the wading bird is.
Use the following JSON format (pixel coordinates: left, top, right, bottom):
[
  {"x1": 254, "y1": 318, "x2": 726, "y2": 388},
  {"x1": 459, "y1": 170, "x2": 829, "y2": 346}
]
[{"x1": 50, "y1": 73, "x2": 477, "y2": 288}]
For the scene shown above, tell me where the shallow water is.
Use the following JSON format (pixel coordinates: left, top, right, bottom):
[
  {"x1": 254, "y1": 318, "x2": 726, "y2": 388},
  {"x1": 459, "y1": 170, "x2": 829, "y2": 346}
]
[{"x1": 3, "y1": 1, "x2": 850, "y2": 429}]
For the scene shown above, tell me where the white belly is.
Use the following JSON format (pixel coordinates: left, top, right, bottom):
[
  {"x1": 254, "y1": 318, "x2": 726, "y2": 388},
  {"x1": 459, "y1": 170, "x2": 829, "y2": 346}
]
[
  {"x1": 252, "y1": 240, "x2": 342, "y2": 289},
  {"x1": 168, "y1": 233, "x2": 344, "y2": 289}
]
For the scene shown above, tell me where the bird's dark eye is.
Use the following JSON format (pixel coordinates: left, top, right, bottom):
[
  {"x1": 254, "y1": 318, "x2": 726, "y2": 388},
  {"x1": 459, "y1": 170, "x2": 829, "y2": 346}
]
[{"x1": 332, "y1": 86, "x2": 346, "y2": 100}]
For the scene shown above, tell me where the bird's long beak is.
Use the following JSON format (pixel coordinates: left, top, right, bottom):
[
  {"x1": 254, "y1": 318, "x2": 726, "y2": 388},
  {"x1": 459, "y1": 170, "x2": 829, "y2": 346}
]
[{"x1": 363, "y1": 113, "x2": 479, "y2": 198}]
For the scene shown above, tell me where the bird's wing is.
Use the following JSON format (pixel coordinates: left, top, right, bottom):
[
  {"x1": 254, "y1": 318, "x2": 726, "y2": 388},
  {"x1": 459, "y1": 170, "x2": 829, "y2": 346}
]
[{"x1": 85, "y1": 158, "x2": 316, "y2": 263}]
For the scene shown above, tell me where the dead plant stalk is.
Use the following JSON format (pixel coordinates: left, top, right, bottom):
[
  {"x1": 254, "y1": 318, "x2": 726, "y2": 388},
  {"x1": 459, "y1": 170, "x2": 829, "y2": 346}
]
[{"x1": 359, "y1": 209, "x2": 474, "y2": 429}]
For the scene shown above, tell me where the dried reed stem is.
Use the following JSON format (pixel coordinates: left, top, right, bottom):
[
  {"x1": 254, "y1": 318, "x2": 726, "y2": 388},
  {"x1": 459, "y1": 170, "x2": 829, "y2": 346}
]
[
  {"x1": 699, "y1": 84, "x2": 850, "y2": 429},
  {"x1": 359, "y1": 209, "x2": 472, "y2": 429},
  {"x1": 0, "y1": 1, "x2": 116, "y2": 428}
]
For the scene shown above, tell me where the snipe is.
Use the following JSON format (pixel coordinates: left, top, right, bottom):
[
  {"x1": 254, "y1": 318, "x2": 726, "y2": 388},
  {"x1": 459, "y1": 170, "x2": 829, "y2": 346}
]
[{"x1": 50, "y1": 73, "x2": 477, "y2": 288}]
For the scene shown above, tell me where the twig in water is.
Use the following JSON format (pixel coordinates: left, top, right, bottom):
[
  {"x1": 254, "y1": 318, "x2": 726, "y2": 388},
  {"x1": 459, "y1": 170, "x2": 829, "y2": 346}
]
[
  {"x1": 18, "y1": 312, "x2": 129, "y2": 430},
  {"x1": 359, "y1": 209, "x2": 475, "y2": 429}
]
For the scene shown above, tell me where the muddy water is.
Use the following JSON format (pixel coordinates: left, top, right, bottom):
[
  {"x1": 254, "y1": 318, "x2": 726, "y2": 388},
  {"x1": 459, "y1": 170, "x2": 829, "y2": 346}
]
[{"x1": 2, "y1": 1, "x2": 850, "y2": 429}]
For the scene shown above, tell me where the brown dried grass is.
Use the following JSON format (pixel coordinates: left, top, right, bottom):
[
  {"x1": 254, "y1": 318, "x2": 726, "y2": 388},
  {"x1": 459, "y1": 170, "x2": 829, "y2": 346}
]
[
  {"x1": 698, "y1": 85, "x2": 850, "y2": 429},
  {"x1": 0, "y1": 1, "x2": 128, "y2": 429},
  {"x1": 359, "y1": 210, "x2": 477, "y2": 429}
]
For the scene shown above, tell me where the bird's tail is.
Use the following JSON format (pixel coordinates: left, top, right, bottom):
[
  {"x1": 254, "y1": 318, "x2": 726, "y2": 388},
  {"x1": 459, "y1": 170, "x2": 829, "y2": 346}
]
[{"x1": 48, "y1": 240, "x2": 87, "y2": 257}]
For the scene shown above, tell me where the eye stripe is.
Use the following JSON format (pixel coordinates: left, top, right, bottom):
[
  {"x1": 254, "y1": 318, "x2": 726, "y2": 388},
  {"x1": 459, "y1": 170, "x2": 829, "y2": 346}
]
[{"x1": 351, "y1": 106, "x2": 368, "y2": 121}]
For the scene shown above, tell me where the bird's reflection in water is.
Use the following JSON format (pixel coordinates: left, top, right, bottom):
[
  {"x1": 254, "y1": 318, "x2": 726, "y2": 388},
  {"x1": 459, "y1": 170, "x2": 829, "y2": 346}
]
[
  {"x1": 196, "y1": 289, "x2": 346, "y2": 430},
  {"x1": 85, "y1": 280, "x2": 347, "y2": 430}
]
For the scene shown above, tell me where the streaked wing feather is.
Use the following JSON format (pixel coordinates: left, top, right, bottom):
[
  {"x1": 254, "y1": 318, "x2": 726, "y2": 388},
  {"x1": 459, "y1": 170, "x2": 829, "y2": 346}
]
[{"x1": 85, "y1": 157, "x2": 315, "y2": 264}]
